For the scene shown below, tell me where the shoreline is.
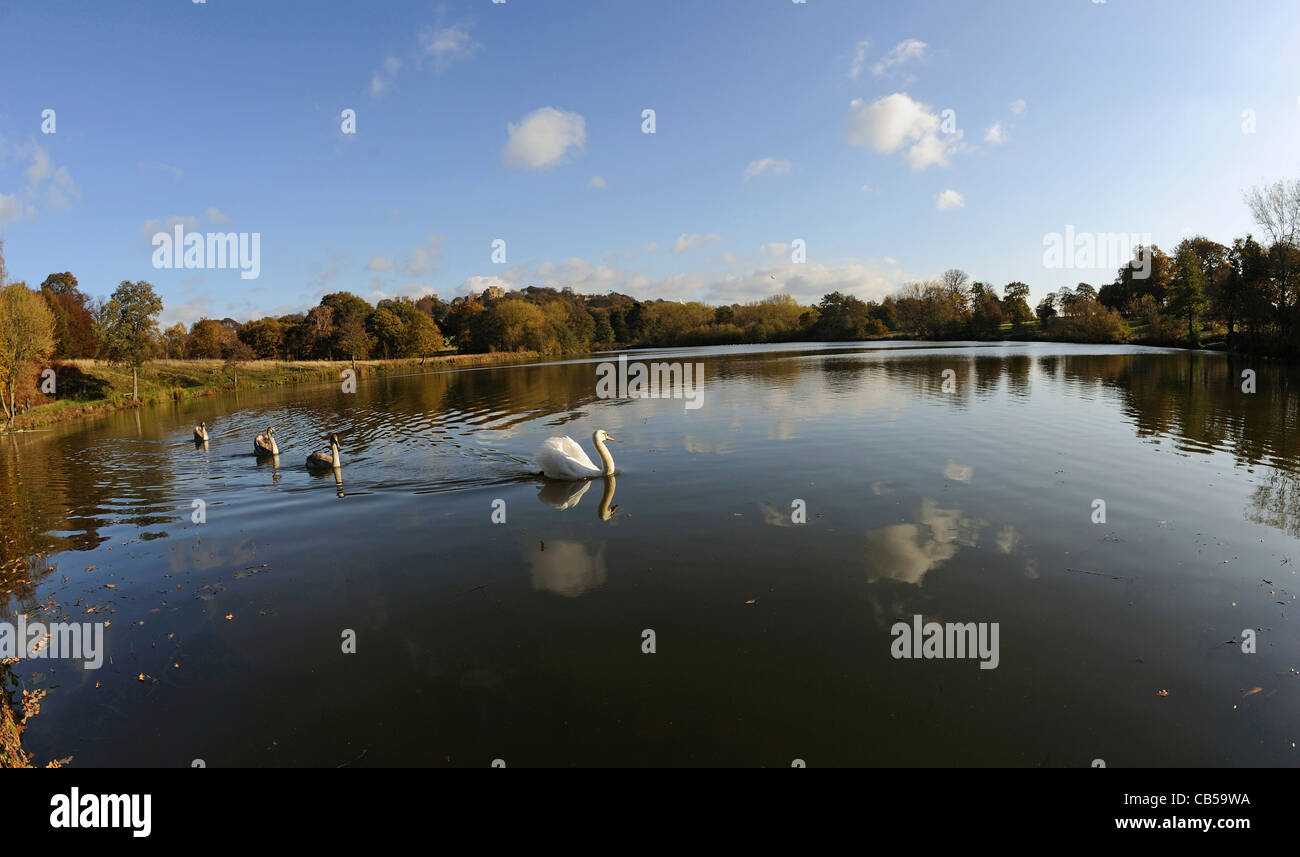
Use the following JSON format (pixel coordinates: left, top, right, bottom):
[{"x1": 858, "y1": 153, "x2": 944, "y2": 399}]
[
  {"x1": 1, "y1": 334, "x2": 1255, "y2": 435},
  {"x1": 5, "y1": 351, "x2": 541, "y2": 433}
]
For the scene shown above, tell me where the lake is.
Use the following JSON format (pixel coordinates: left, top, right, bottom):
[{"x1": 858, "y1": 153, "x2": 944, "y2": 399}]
[{"x1": 3, "y1": 341, "x2": 1298, "y2": 767}]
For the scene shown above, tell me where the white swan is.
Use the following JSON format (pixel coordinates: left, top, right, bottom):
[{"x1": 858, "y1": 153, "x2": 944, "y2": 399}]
[{"x1": 534, "y1": 429, "x2": 615, "y2": 480}]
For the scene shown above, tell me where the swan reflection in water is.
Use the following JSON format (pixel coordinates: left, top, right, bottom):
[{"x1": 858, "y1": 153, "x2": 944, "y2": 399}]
[
  {"x1": 304, "y1": 457, "x2": 345, "y2": 497},
  {"x1": 537, "y1": 475, "x2": 618, "y2": 520},
  {"x1": 255, "y1": 452, "x2": 282, "y2": 483},
  {"x1": 308, "y1": 469, "x2": 345, "y2": 497}
]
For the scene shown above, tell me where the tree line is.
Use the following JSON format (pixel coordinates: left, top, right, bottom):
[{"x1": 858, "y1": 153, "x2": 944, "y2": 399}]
[{"x1": 1, "y1": 177, "x2": 1297, "y2": 425}]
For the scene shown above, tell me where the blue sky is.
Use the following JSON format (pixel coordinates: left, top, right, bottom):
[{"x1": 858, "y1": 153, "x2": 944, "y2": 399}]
[{"x1": 2, "y1": 0, "x2": 1298, "y2": 325}]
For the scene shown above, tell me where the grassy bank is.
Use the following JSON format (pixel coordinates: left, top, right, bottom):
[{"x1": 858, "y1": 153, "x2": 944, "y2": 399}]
[{"x1": 6, "y1": 351, "x2": 541, "y2": 432}]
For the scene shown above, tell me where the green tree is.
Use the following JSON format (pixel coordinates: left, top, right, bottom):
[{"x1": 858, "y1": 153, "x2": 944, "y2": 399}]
[
  {"x1": 321, "y1": 292, "x2": 373, "y2": 360},
  {"x1": 1051, "y1": 298, "x2": 1127, "y2": 343},
  {"x1": 162, "y1": 322, "x2": 188, "y2": 358},
  {"x1": 968, "y1": 288, "x2": 1004, "y2": 338},
  {"x1": 870, "y1": 297, "x2": 898, "y2": 330},
  {"x1": 96, "y1": 280, "x2": 163, "y2": 400},
  {"x1": 1108, "y1": 245, "x2": 1173, "y2": 313},
  {"x1": 480, "y1": 299, "x2": 553, "y2": 353},
  {"x1": 1169, "y1": 243, "x2": 1209, "y2": 345},
  {"x1": 403, "y1": 311, "x2": 442, "y2": 358},
  {"x1": 813, "y1": 292, "x2": 875, "y2": 340},
  {"x1": 444, "y1": 300, "x2": 485, "y2": 351},
  {"x1": 1035, "y1": 294, "x2": 1057, "y2": 324},
  {"x1": 367, "y1": 307, "x2": 405, "y2": 359},
  {"x1": 592, "y1": 312, "x2": 615, "y2": 344},
  {"x1": 1002, "y1": 282, "x2": 1033, "y2": 331},
  {"x1": 239, "y1": 317, "x2": 285, "y2": 359}
]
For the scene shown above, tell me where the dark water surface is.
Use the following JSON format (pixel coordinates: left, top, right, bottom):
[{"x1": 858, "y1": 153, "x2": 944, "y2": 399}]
[{"x1": 4, "y1": 342, "x2": 1299, "y2": 767}]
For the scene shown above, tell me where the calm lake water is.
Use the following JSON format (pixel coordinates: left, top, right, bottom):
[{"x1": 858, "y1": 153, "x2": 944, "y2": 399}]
[{"x1": 4, "y1": 341, "x2": 1299, "y2": 767}]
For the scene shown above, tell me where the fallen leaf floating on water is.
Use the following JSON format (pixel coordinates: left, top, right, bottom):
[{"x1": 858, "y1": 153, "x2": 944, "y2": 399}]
[
  {"x1": 1157, "y1": 689, "x2": 1170, "y2": 697},
  {"x1": 1244, "y1": 687, "x2": 1263, "y2": 697},
  {"x1": 137, "y1": 673, "x2": 147, "y2": 682},
  {"x1": 225, "y1": 614, "x2": 234, "y2": 621},
  {"x1": 744, "y1": 599, "x2": 756, "y2": 605}
]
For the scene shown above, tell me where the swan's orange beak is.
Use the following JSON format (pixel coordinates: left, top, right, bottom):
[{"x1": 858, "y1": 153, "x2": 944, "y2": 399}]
[{"x1": 606, "y1": 434, "x2": 617, "y2": 442}]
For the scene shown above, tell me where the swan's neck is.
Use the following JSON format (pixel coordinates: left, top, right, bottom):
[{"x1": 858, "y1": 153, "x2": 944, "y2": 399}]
[
  {"x1": 331, "y1": 442, "x2": 342, "y2": 467},
  {"x1": 598, "y1": 475, "x2": 617, "y2": 520},
  {"x1": 594, "y1": 437, "x2": 614, "y2": 475}
]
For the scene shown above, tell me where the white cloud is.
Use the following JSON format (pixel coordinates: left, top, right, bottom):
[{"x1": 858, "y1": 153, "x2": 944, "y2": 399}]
[
  {"x1": 358, "y1": 280, "x2": 440, "y2": 308},
  {"x1": 46, "y1": 167, "x2": 79, "y2": 209},
  {"x1": 603, "y1": 249, "x2": 635, "y2": 264},
  {"x1": 672, "y1": 233, "x2": 723, "y2": 254},
  {"x1": 760, "y1": 242, "x2": 791, "y2": 258},
  {"x1": 935, "y1": 189, "x2": 965, "y2": 211},
  {"x1": 643, "y1": 242, "x2": 661, "y2": 254},
  {"x1": 849, "y1": 39, "x2": 870, "y2": 79},
  {"x1": 871, "y1": 38, "x2": 927, "y2": 75},
  {"x1": 405, "y1": 234, "x2": 445, "y2": 277},
  {"x1": 1009, "y1": 98, "x2": 1027, "y2": 115},
  {"x1": 205, "y1": 207, "x2": 231, "y2": 224},
  {"x1": 418, "y1": 25, "x2": 480, "y2": 70},
  {"x1": 502, "y1": 107, "x2": 586, "y2": 170},
  {"x1": 25, "y1": 147, "x2": 51, "y2": 185},
  {"x1": 587, "y1": 175, "x2": 607, "y2": 189},
  {"x1": 308, "y1": 251, "x2": 352, "y2": 291},
  {"x1": 4, "y1": 142, "x2": 79, "y2": 216},
  {"x1": 883, "y1": 256, "x2": 899, "y2": 265},
  {"x1": 0, "y1": 193, "x2": 26, "y2": 223},
  {"x1": 372, "y1": 19, "x2": 473, "y2": 96},
  {"x1": 704, "y1": 258, "x2": 906, "y2": 305},
  {"x1": 743, "y1": 157, "x2": 793, "y2": 180},
  {"x1": 845, "y1": 93, "x2": 962, "y2": 170},
  {"x1": 366, "y1": 256, "x2": 397, "y2": 271},
  {"x1": 903, "y1": 133, "x2": 955, "y2": 170},
  {"x1": 457, "y1": 274, "x2": 515, "y2": 297},
  {"x1": 139, "y1": 161, "x2": 183, "y2": 180},
  {"x1": 984, "y1": 122, "x2": 1006, "y2": 144},
  {"x1": 158, "y1": 295, "x2": 216, "y2": 327},
  {"x1": 451, "y1": 252, "x2": 910, "y2": 308},
  {"x1": 140, "y1": 215, "x2": 201, "y2": 241},
  {"x1": 369, "y1": 57, "x2": 403, "y2": 96}
]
